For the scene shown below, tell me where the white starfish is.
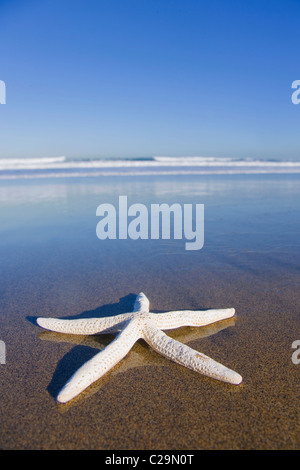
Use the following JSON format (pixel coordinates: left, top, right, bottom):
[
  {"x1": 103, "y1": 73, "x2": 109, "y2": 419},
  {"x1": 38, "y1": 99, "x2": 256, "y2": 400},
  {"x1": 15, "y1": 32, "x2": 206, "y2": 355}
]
[{"x1": 36, "y1": 293, "x2": 242, "y2": 403}]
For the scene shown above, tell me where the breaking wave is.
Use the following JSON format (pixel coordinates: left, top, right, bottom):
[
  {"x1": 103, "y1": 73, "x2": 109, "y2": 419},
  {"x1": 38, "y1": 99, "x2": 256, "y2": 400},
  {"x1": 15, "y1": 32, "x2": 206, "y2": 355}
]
[{"x1": 0, "y1": 155, "x2": 300, "y2": 179}]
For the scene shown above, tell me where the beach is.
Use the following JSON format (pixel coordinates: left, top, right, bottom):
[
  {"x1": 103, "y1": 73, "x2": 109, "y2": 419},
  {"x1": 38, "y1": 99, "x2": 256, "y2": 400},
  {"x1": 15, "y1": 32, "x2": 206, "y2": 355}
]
[{"x1": 0, "y1": 172, "x2": 299, "y2": 449}]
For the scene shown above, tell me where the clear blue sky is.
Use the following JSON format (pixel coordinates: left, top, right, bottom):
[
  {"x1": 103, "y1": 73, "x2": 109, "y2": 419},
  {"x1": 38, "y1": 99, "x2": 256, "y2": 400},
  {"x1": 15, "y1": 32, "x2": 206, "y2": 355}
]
[{"x1": 0, "y1": 0, "x2": 299, "y2": 160}]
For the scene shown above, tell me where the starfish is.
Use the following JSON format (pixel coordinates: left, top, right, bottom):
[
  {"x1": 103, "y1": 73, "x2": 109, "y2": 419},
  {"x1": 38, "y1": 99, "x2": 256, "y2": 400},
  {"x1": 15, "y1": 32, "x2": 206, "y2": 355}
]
[{"x1": 36, "y1": 293, "x2": 242, "y2": 403}]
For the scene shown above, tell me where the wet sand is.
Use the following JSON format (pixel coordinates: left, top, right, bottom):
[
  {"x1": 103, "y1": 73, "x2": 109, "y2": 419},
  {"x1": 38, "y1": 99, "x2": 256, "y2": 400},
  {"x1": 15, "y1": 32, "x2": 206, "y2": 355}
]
[
  {"x1": 0, "y1": 174, "x2": 299, "y2": 449},
  {"x1": 0, "y1": 262, "x2": 299, "y2": 449}
]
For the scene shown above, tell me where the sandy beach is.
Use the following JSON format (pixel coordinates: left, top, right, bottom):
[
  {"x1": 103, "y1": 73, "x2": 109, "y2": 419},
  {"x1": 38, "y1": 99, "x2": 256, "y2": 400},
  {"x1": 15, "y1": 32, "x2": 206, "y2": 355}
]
[{"x1": 0, "y1": 174, "x2": 299, "y2": 450}]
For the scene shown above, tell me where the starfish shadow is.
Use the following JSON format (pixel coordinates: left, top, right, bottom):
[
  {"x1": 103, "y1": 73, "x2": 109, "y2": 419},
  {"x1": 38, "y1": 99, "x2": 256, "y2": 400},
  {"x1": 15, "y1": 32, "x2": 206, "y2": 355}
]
[
  {"x1": 28, "y1": 293, "x2": 137, "y2": 400},
  {"x1": 27, "y1": 293, "x2": 137, "y2": 327},
  {"x1": 46, "y1": 338, "x2": 113, "y2": 400}
]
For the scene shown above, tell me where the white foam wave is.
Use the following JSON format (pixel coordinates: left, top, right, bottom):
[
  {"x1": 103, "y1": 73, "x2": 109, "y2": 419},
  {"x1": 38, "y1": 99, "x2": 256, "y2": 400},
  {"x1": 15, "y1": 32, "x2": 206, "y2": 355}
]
[
  {"x1": 153, "y1": 156, "x2": 300, "y2": 167},
  {"x1": 1, "y1": 168, "x2": 300, "y2": 180},
  {"x1": 0, "y1": 155, "x2": 300, "y2": 178},
  {"x1": 0, "y1": 156, "x2": 67, "y2": 170},
  {"x1": 1, "y1": 155, "x2": 300, "y2": 171}
]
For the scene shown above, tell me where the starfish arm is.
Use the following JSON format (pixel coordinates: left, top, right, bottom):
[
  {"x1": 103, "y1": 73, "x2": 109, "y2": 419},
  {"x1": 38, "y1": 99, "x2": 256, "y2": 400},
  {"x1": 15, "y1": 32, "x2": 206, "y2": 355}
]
[
  {"x1": 150, "y1": 308, "x2": 235, "y2": 330},
  {"x1": 57, "y1": 319, "x2": 141, "y2": 403},
  {"x1": 36, "y1": 312, "x2": 132, "y2": 335},
  {"x1": 143, "y1": 321, "x2": 242, "y2": 385},
  {"x1": 133, "y1": 292, "x2": 149, "y2": 312}
]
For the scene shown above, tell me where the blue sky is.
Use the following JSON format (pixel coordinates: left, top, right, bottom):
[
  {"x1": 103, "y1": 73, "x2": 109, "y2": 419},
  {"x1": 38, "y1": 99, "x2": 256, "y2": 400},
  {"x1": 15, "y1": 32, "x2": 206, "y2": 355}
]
[{"x1": 0, "y1": 0, "x2": 299, "y2": 160}]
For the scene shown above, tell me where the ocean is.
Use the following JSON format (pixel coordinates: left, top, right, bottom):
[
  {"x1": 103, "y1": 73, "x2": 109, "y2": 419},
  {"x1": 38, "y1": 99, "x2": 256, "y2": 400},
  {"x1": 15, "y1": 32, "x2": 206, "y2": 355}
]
[{"x1": 0, "y1": 155, "x2": 300, "y2": 179}]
